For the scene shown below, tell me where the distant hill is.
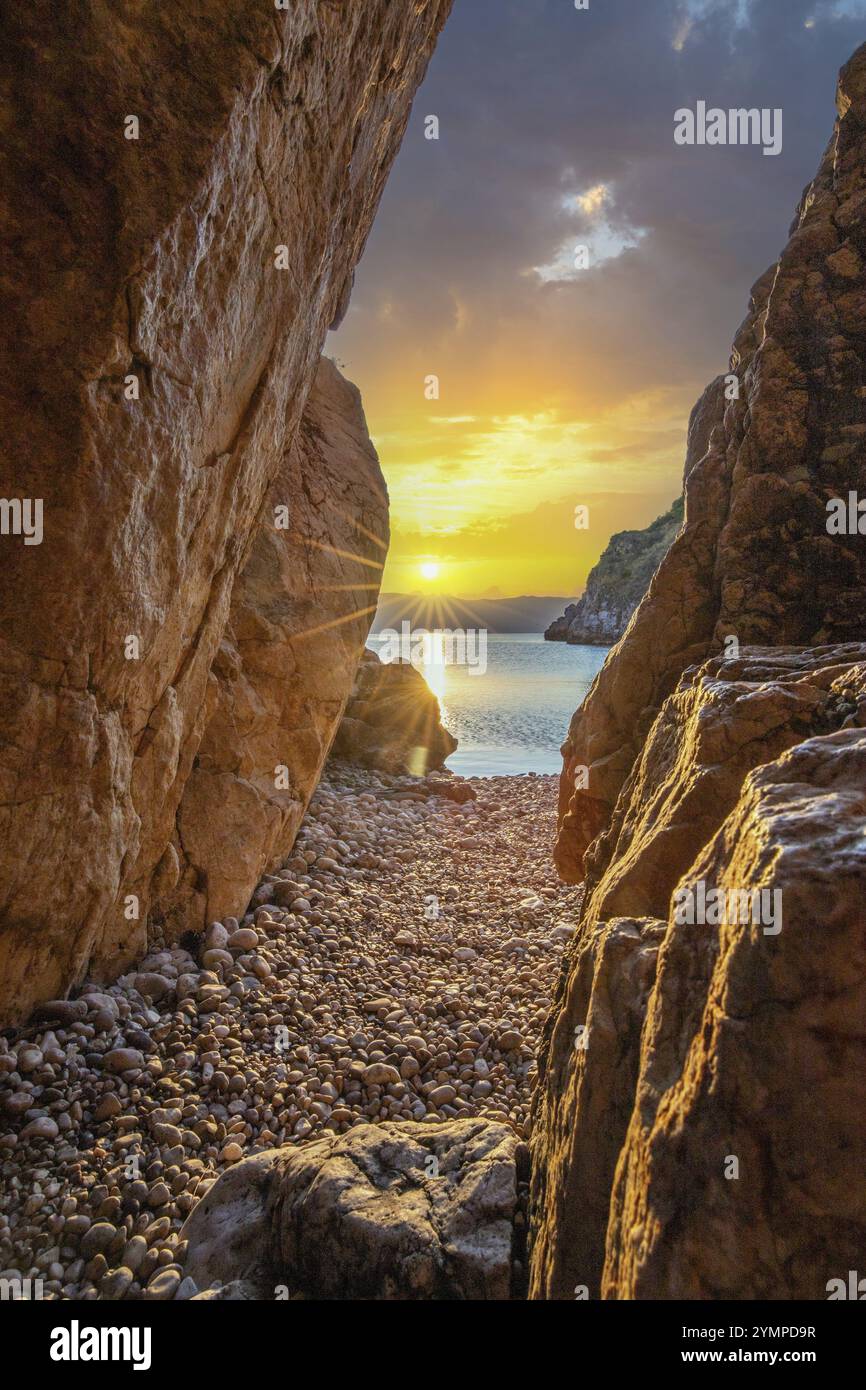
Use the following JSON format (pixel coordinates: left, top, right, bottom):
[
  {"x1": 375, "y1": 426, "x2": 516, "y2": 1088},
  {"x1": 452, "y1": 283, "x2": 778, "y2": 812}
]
[
  {"x1": 372, "y1": 594, "x2": 573, "y2": 634},
  {"x1": 545, "y1": 497, "x2": 684, "y2": 646}
]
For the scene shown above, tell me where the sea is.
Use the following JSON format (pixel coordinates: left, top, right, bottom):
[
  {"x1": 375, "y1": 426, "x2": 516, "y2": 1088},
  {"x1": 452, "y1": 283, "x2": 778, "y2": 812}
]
[{"x1": 366, "y1": 632, "x2": 610, "y2": 778}]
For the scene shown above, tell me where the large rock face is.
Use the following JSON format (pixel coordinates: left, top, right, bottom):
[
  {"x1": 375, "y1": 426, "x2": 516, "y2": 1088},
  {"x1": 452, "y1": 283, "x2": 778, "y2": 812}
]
[
  {"x1": 544, "y1": 498, "x2": 684, "y2": 647},
  {"x1": 0, "y1": 1, "x2": 451, "y2": 1022},
  {"x1": 531, "y1": 44, "x2": 866, "y2": 1300},
  {"x1": 531, "y1": 644, "x2": 866, "y2": 1299},
  {"x1": 604, "y1": 725, "x2": 866, "y2": 1300},
  {"x1": 152, "y1": 357, "x2": 389, "y2": 939}
]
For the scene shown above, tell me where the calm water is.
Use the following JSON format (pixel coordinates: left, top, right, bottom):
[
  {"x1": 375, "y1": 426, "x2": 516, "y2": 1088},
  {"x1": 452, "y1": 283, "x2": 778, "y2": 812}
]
[{"x1": 367, "y1": 632, "x2": 610, "y2": 777}]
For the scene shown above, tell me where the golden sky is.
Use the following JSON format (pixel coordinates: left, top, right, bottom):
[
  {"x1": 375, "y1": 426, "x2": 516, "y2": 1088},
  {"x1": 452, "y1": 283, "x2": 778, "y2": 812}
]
[
  {"x1": 331, "y1": 0, "x2": 865, "y2": 600},
  {"x1": 359, "y1": 385, "x2": 686, "y2": 598}
]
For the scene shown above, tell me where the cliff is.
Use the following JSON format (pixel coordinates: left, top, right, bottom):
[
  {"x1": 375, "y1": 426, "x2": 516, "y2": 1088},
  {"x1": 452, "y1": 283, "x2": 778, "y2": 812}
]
[
  {"x1": 545, "y1": 498, "x2": 684, "y2": 646},
  {"x1": 0, "y1": 0, "x2": 451, "y2": 1024},
  {"x1": 530, "y1": 44, "x2": 866, "y2": 1299}
]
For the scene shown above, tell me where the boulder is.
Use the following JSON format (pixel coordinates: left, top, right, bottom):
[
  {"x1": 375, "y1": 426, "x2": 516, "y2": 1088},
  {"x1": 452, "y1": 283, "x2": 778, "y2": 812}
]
[
  {"x1": 181, "y1": 1119, "x2": 521, "y2": 1300},
  {"x1": 332, "y1": 650, "x2": 457, "y2": 776}
]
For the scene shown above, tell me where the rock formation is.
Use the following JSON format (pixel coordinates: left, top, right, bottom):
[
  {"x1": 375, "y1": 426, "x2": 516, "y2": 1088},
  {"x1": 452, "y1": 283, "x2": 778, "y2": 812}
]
[
  {"x1": 332, "y1": 650, "x2": 457, "y2": 776},
  {"x1": 181, "y1": 1119, "x2": 523, "y2": 1300},
  {"x1": 0, "y1": 0, "x2": 451, "y2": 1023},
  {"x1": 531, "y1": 44, "x2": 866, "y2": 1300},
  {"x1": 604, "y1": 718, "x2": 866, "y2": 1300},
  {"x1": 152, "y1": 357, "x2": 389, "y2": 940},
  {"x1": 544, "y1": 498, "x2": 684, "y2": 646}
]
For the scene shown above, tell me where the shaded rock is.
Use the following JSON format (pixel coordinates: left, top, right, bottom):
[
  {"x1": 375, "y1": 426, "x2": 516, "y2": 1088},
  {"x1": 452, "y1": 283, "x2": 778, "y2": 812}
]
[
  {"x1": 181, "y1": 1119, "x2": 520, "y2": 1300},
  {"x1": 30, "y1": 1000, "x2": 88, "y2": 1026},
  {"x1": 179, "y1": 1150, "x2": 284, "y2": 1299},
  {"x1": 0, "y1": 0, "x2": 452, "y2": 1024},
  {"x1": 154, "y1": 358, "x2": 389, "y2": 937},
  {"x1": 530, "y1": 917, "x2": 664, "y2": 1301},
  {"x1": 102, "y1": 1048, "x2": 145, "y2": 1074},
  {"x1": 190, "y1": 1279, "x2": 261, "y2": 1301},
  {"x1": 332, "y1": 651, "x2": 457, "y2": 776},
  {"x1": 426, "y1": 777, "x2": 476, "y2": 803}
]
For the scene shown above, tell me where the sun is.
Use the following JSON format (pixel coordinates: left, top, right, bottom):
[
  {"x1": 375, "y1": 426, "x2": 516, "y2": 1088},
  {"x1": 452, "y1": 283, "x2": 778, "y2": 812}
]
[{"x1": 420, "y1": 561, "x2": 440, "y2": 581}]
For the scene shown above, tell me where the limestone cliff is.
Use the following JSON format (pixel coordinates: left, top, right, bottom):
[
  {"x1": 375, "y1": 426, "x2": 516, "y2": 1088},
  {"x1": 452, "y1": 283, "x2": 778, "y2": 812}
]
[
  {"x1": 0, "y1": 0, "x2": 451, "y2": 1023},
  {"x1": 531, "y1": 44, "x2": 866, "y2": 1300},
  {"x1": 544, "y1": 498, "x2": 684, "y2": 647}
]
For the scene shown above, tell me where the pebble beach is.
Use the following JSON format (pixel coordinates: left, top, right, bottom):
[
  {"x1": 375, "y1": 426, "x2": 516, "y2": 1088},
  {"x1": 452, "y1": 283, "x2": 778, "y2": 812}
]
[{"x1": 0, "y1": 763, "x2": 582, "y2": 1301}]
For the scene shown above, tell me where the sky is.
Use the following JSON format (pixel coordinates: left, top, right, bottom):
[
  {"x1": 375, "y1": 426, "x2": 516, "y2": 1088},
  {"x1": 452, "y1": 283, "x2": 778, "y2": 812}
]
[{"x1": 330, "y1": 0, "x2": 866, "y2": 600}]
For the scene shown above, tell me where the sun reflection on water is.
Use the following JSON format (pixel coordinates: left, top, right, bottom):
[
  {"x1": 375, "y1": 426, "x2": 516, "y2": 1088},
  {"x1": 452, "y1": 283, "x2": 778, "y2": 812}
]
[{"x1": 417, "y1": 630, "x2": 447, "y2": 701}]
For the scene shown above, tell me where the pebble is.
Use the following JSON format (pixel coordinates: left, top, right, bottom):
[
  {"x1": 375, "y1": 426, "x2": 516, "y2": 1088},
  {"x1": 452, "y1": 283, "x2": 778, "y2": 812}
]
[
  {"x1": 144, "y1": 1267, "x2": 182, "y2": 1301},
  {"x1": 19, "y1": 1116, "x2": 59, "y2": 1141},
  {"x1": 362, "y1": 1064, "x2": 401, "y2": 1086},
  {"x1": 101, "y1": 1266, "x2": 134, "y2": 1300},
  {"x1": 103, "y1": 1049, "x2": 145, "y2": 1074},
  {"x1": 81, "y1": 1223, "x2": 119, "y2": 1260}
]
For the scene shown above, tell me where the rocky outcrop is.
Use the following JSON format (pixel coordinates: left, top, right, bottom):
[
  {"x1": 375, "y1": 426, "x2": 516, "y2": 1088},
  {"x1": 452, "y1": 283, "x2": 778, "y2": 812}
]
[
  {"x1": 151, "y1": 357, "x2": 389, "y2": 939},
  {"x1": 0, "y1": 1, "x2": 451, "y2": 1023},
  {"x1": 531, "y1": 43, "x2": 866, "y2": 1300},
  {"x1": 181, "y1": 1119, "x2": 523, "y2": 1300},
  {"x1": 603, "y1": 724, "x2": 866, "y2": 1300},
  {"x1": 531, "y1": 644, "x2": 866, "y2": 1298},
  {"x1": 332, "y1": 650, "x2": 457, "y2": 776},
  {"x1": 544, "y1": 498, "x2": 684, "y2": 647},
  {"x1": 529, "y1": 916, "x2": 665, "y2": 1300}
]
